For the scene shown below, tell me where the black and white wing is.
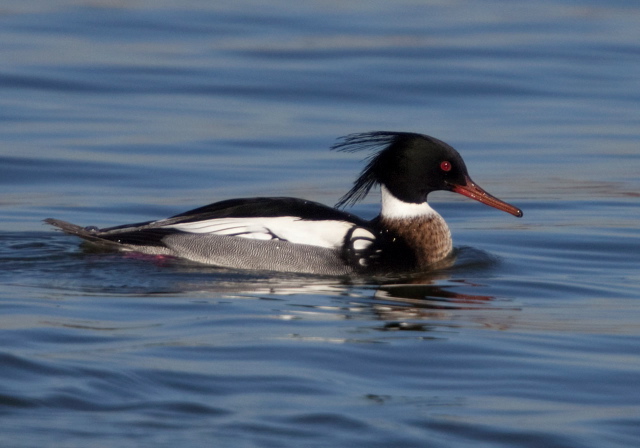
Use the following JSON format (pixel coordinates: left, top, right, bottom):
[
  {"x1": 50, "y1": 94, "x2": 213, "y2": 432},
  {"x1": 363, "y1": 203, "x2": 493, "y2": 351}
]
[{"x1": 47, "y1": 197, "x2": 377, "y2": 252}]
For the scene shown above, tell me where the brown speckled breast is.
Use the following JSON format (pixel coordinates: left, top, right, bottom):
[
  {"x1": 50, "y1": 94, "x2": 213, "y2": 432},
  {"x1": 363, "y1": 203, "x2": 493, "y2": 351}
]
[{"x1": 380, "y1": 213, "x2": 452, "y2": 267}]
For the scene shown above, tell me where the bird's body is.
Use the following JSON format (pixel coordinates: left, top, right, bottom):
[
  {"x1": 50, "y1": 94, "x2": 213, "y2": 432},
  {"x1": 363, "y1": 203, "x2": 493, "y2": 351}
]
[{"x1": 46, "y1": 132, "x2": 522, "y2": 275}]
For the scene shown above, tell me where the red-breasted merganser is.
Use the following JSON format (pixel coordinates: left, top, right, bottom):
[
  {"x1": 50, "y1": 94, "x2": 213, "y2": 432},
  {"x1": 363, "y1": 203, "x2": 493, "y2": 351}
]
[{"x1": 45, "y1": 132, "x2": 522, "y2": 275}]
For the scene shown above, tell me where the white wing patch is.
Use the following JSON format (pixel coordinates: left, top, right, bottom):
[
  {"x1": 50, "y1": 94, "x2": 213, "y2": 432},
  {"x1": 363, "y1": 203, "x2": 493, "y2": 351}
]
[
  {"x1": 165, "y1": 218, "x2": 275, "y2": 240},
  {"x1": 164, "y1": 216, "x2": 369, "y2": 249}
]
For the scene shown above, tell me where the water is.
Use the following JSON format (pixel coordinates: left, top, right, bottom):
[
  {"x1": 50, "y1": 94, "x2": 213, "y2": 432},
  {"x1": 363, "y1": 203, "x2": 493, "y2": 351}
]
[{"x1": 1, "y1": 1, "x2": 639, "y2": 447}]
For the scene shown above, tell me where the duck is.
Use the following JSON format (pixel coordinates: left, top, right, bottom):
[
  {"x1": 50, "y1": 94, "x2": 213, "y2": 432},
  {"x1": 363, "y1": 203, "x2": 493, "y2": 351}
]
[{"x1": 45, "y1": 131, "x2": 522, "y2": 275}]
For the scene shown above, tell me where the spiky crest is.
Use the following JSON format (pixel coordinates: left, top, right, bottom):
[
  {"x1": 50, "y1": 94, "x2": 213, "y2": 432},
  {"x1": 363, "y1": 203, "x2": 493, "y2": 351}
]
[{"x1": 331, "y1": 131, "x2": 420, "y2": 208}]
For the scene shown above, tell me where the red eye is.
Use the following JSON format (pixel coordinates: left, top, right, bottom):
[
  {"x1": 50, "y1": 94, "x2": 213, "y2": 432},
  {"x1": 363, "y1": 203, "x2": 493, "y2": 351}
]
[{"x1": 440, "y1": 161, "x2": 452, "y2": 172}]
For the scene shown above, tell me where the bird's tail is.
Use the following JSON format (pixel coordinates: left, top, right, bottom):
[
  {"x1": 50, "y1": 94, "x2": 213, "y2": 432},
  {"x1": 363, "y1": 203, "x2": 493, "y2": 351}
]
[{"x1": 44, "y1": 218, "x2": 125, "y2": 249}]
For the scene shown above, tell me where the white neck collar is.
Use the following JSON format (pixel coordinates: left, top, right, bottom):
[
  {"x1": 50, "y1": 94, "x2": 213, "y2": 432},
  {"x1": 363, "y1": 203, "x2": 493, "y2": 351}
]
[{"x1": 380, "y1": 185, "x2": 437, "y2": 219}]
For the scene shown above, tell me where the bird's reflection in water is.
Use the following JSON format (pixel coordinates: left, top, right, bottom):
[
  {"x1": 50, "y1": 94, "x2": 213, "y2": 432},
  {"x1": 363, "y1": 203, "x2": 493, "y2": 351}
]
[
  {"x1": 370, "y1": 281, "x2": 498, "y2": 332},
  {"x1": 356, "y1": 248, "x2": 519, "y2": 332},
  {"x1": 82, "y1": 246, "x2": 518, "y2": 333}
]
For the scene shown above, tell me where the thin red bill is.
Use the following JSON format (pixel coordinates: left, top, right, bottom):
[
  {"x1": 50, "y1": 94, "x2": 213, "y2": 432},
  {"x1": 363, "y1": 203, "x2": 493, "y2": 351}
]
[{"x1": 450, "y1": 176, "x2": 523, "y2": 218}]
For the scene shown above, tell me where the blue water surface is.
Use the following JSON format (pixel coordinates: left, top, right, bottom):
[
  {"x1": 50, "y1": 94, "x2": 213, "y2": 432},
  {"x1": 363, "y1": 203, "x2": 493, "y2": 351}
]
[{"x1": 1, "y1": 1, "x2": 639, "y2": 447}]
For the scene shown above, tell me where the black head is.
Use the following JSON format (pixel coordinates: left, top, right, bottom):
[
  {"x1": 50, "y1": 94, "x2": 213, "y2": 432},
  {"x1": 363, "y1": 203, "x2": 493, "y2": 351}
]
[
  {"x1": 332, "y1": 132, "x2": 470, "y2": 206},
  {"x1": 332, "y1": 131, "x2": 522, "y2": 217}
]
